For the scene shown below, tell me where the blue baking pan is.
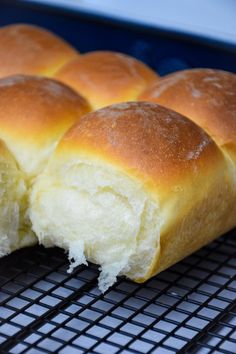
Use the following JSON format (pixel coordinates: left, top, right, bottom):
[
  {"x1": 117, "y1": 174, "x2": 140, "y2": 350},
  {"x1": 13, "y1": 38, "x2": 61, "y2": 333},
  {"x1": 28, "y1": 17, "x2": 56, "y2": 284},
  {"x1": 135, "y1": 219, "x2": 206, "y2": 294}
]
[{"x1": 1, "y1": 0, "x2": 236, "y2": 76}]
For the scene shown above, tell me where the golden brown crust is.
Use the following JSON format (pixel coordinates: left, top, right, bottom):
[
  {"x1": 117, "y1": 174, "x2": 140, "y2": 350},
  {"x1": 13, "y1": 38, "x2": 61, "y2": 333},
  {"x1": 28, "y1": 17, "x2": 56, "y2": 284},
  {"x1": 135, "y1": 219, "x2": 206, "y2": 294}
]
[
  {"x1": 0, "y1": 75, "x2": 91, "y2": 175},
  {"x1": 57, "y1": 102, "x2": 222, "y2": 189},
  {"x1": 139, "y1": 172, "x2": 236, "y2": 282},
  {"x1": 52, "y1": 102, "x2": 235, "y2": 282},
  {"x1": 139, "y1": 69, "x2": 236, "y2": 160},
  {"x1": 0, "y1": 24, "x2": 78, "y2": 77},
  {"x1": 55, "y1": 51, "x2": 159, "y2": 109},
  {"x1": 0, "y1": 75, "x2": 90, "y2": 142}
]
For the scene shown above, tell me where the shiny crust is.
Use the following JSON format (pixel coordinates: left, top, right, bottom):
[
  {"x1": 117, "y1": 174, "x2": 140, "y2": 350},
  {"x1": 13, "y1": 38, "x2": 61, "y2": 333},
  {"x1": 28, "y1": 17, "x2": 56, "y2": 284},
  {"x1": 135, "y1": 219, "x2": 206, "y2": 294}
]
[
  {"x1": 55, "y1": 51, "x2": 159, "y2": 109},
  {"x1": 0, "y1": 24, "x2": 78, "y2": 77},
  {"x1": 57, "y1": 102, "x2": 221, "y2": 189},
  {"x1": 139, "y1": 69, "x2": 236, "y2": 160},
  {"x1": 0, "y1": 75, "x2": 90, "y2": 175},
  {"x1": 0, "y1": 75, "x2": 90, "y2": 143}
]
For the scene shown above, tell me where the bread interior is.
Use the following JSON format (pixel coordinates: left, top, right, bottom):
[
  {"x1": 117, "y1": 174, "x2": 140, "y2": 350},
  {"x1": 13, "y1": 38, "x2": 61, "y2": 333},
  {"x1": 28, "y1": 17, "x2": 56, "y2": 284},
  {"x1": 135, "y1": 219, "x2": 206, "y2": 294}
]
[
  {"x1": 30, "y1": 160, "x2": 160, "y2": 291},
  {"x1": 0, "y1": 154, "x2": 35, "y2": 257}
]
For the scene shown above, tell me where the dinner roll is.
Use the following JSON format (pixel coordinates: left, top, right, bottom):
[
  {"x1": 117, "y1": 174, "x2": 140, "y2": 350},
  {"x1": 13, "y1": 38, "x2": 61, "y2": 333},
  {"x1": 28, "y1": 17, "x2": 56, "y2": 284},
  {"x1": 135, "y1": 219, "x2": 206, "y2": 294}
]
[
  {"x1": 139, "y1": 69, "x2": 236, "y2": 163},
  {"x1": 0, "y1": 75, "x2": 90, "y2": 179},
  {"x1": 30, "y1": 102, "x2": 236, "y2": 291},
  {"x1": 0, "y1": 24, "x2": 78, "y2": 78},
  {"x1": 0, "y1": 140, "x2": 36, "y2": 257},
  {"x1": 54, "y1": 51, "x2": 159, "y2": 109}
]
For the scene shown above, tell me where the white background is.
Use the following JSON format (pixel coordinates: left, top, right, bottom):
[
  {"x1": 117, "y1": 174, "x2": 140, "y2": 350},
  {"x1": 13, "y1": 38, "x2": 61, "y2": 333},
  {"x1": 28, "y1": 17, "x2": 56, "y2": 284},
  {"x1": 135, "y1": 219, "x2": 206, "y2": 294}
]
[{"x1": 24, "y1": 0, "x2": 236, "y2": 45}]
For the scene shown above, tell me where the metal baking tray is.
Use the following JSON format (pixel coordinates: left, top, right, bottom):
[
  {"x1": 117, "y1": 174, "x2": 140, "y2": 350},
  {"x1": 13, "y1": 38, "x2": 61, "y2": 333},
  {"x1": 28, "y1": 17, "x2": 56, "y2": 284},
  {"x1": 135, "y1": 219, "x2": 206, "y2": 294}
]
[{"x1": 0, "y1": 2, "x2": 236, "y2": 353}]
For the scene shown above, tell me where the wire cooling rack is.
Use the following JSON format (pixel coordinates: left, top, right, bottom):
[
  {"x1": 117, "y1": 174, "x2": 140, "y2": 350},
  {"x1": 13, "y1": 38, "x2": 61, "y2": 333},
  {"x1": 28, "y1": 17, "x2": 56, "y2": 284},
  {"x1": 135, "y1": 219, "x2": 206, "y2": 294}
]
[{"x1": 0, "y1": 228, "x2": 235, "y2": 354}]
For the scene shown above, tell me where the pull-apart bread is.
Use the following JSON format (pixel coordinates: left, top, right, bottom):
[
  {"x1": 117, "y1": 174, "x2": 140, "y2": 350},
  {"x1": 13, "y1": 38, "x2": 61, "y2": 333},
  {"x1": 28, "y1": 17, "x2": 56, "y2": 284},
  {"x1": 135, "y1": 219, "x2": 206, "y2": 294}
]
[
  {"x1": 30, "y1": 102, "x2": 236, "y2": 291},
  {"x1": 0, "y1": 23, "x2": 159, "y2": 110},
  {"x1": 0, "y1": 24, "x2": 235, "y2": 292},
  {"x1": 0, "y1": 24, "x2": 78, "y2": 78},
  {"x1": 140, "y1": 69, "x2": 236, "y2": 164},
  {"x1": 54, "y1": 51, "x2": 159, "y2": 109},
  {"x1": 0, "y1": 75, "x2": 90, "y2": 257}
]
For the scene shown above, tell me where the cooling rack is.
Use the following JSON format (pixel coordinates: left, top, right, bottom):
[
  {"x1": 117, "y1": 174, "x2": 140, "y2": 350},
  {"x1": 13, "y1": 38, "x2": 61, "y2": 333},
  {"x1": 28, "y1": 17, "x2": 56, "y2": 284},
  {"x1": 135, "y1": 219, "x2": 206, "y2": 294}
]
[{"x1": 0, "y1": 230, "x2": 235, "y2": 353}]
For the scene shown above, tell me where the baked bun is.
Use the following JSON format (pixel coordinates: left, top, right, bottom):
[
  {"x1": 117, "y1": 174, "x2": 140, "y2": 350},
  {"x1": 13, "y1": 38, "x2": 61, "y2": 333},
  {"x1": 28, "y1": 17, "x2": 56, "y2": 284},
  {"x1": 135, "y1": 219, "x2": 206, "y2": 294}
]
[
  {"x1": 139, "y1": 69, "x2": 236, "y2": 163},
  {"x1": 54, "y1": 51, "x2": 159, "y2": 109},
  {"x1": 0, "y1": 140, "x2": 36, "y2": 257},
  {"x1": 30, "y1": 102, "x2": 236, "y2": 291},
  {"x1": 0, "y1": 75, "x2": 90, "y2": 179},
  {"x1": 0, "y1": 24, "x2": 78, "y2": 78}
]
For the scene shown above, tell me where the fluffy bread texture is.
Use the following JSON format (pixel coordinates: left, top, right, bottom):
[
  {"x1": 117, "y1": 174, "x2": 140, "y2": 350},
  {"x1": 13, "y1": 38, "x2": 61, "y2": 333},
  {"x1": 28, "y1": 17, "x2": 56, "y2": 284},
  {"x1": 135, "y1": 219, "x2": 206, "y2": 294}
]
[
  {"x1": 30, "y1": 102, "x2": 236, "y2": 291},
  {"x1": 0, "y1": 140, "x2": 35, "y2": 257},
  {"x1": 0, "y1": 74, "x2": 90, "y2": 257},
  {"x1": 139, "y1": 69, "x2": 236, "y2": 163},
  {"x1": 0, "y1": 75, "x2": 90, "y2": 179},
  {"x1": 54, "y1": 51, "x2": 159, "y2": 109},
  {"x1": 0, "y1": 24, "x2": 78, "y2": 78}
]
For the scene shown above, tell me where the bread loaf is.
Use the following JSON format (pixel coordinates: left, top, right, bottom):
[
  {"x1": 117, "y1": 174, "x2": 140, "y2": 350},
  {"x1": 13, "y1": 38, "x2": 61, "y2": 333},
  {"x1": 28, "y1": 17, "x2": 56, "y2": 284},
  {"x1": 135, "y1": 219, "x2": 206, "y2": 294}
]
[
  {"x1": 0, "y1": 75, "x2": 90, "y2": 179},
  {"x1": 139, "y1": 69, "x2": 236, "y2": 164},
  {"x1": 0, "y1": 74, "x2": 90, "y2": 256},
  {"x1": 0, "y1": 25, "x2": 158, "y2": 111},
  {"x1": 30, "y1": 102, "x2": 236, "y2": 291},
  {"x1": 54, "y1": 51, "x2": 159, "y2": 109},
  {"x1": 0, "y1": 24, "x2": 235, "y2": 292},
  {"x1": 0, "y1": 24, "x2": 78, "y2": 78}
]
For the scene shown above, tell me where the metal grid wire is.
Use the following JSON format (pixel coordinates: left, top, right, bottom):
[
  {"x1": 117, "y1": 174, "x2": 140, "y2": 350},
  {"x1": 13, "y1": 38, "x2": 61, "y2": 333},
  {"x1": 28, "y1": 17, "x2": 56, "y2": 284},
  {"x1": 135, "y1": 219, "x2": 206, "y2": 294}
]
[{"x1": 0, "y1": 228, "x2": 235, "y2": 354}]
